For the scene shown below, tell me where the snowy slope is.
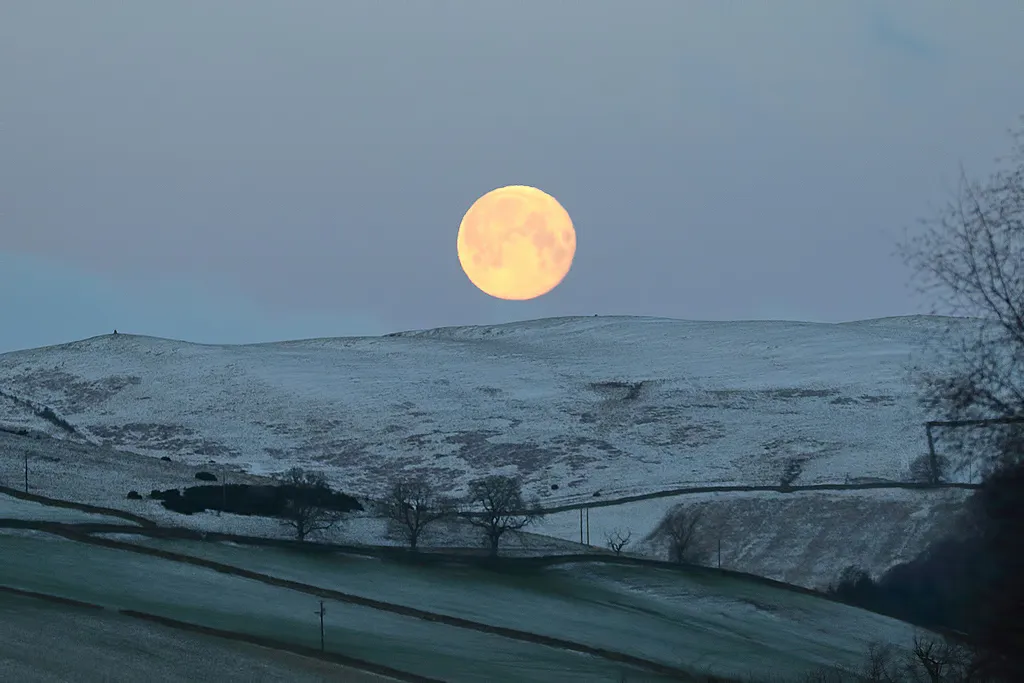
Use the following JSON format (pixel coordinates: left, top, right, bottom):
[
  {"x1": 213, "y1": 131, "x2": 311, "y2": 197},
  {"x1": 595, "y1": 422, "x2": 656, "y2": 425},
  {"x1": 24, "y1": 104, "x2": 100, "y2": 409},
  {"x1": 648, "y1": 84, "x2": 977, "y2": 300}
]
[
  {"x1": 0, "y1": 315, "x2": 964, "y2": 501},
  {"x1": 534, "y1": 487, "x2": 972, "y2": 588}
]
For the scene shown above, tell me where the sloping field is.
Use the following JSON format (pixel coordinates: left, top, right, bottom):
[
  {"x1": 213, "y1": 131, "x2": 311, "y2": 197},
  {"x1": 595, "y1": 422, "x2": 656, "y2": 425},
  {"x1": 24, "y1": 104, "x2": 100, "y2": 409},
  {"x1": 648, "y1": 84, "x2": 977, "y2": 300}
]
[
  {"x1": 0, "y1": 430, "x2": 275, "y2": 516},
  {"x1": 0, "y1": 590, "x2": 399, "y2": 683},
  {"x1": 0, "y1": 316, "x2": 977, "y2": 591},
  {"x1": 534, "y1": 487, "x2": 972, "y2": 587},
  {"x1": 96, "y1": 533, "x2": 923, "y2": 680},
  {"x1": 0, "y1": 491, "x2": 144, "y2": 525},
  {"x1": 0, "y1": 530, "x2": 674, "y2": 682}
]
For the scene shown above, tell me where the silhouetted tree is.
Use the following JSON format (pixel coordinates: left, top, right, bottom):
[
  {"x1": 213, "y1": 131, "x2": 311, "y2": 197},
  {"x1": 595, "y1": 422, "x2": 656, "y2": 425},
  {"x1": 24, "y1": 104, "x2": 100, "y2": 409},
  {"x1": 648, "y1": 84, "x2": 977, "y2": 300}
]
[
  {"x1": 898, "y1": 116, "x2": 1024, "y2": 676},
  {"x1": 278, "y1": 467, "x2": 343, "y2": 541},
  {"x1": 380, "y1": 477, "x2": 455, "y2": 550},
  {"x1": 605, "y1": 529, "x2": 632, "y2": 555},
  {"x1": 828, "y1": 565, "x2": 875, "y2": 602},
  {"x1": 967, "y1": 458, "x2": 1024, "y2": 679},
  {"x1": 462, "y1": 475, "x2": 542, "y2": 557},
  {"x1": 898, "y1": 116, "x2": 1024, "y2": 480},
  {"x1": 660, "y1": 506, "x2": 704, "y2": 564}
]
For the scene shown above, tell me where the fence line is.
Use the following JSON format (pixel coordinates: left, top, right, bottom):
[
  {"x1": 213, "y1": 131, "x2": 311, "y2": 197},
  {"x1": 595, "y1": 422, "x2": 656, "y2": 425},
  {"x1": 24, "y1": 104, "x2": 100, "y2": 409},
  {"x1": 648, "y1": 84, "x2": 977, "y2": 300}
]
[{"x1": 528, "y1": 480, "x2": 981, "y2": 516}]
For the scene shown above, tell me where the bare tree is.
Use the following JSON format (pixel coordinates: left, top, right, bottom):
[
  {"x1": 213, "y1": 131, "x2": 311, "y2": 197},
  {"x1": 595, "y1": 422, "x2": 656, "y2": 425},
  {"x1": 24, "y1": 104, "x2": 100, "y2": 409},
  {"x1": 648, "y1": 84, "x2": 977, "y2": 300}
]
[
  {"x1": 899, "y1": 115, "x2": 1024, "y2": 679},
  {"x1": 462, "y1": 475, "x2": 542, "y2": 557},
  {"x1": 800, "y1": 634, "x2": 996, "y2": 683},
  {"x1": 278, "y1": 467, "x2": 343, "y2": 541},
  {"x1": 379, "y1": 477, "x2": 455, "y2": 550},
  {"x1": 859, "y1": 641, "x2": 903, "y2": 683},
  {"x1": 661, "y1": 506, "x2": 704, "y2": 564},
  {"x1": 898, "y1": 116, "x2": 1024, "y2": 478},
  {"x1": 909, "y1": 634, "x2": 985, "y2": 683},
  {"x1": 605, "y1": 529, "x2": 632, "y2": 555}
]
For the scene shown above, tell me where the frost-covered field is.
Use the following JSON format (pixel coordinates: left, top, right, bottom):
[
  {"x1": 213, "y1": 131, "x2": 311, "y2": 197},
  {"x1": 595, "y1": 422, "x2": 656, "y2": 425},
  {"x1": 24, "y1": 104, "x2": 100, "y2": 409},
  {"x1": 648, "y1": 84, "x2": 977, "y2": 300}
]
[
  {"x1": 0, "y1": 590, "x2": 397, "y2": 683},
  {"x1": 0, "y1": 429, "x2": 278, "y2": 517},
  {"x1": 0, "y1": 423, "x2": 970, "y2": 586},
  {"x1": 0, "y1": 530, "x2": 676, "y2": 682},
  {"x1": 0, "y1": 315, "x2": 967, "y2": 503},
  {"x1": 104, "y1": 535, "x2": 925, "y2": 679},
  {"x1": 535, "y1": 487, "x2": 972, "y2": 587},
  {"x1": 0, "y1": 492, "x2": 141, "y2": 524},
  {"x1": 0, "y1": 430, "x2": 591, "y2": 554}
]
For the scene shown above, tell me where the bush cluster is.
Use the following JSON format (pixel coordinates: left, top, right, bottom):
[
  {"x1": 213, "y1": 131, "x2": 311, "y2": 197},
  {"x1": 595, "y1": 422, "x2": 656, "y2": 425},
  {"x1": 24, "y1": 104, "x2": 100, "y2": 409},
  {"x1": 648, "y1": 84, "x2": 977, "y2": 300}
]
[{"x1": 147, "y1": 483, "x2": 363, "y2": 517}]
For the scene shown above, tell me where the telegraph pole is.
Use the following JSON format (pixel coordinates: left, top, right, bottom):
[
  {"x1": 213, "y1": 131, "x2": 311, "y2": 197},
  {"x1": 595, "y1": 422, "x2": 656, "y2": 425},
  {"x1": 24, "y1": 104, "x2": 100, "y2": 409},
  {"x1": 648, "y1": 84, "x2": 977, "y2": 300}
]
[
  {"x1": 24, "y1": 452, "x2": 29, "y2": 493},
  {"x1": 579, "y1": 508, "x2": 584, "y2": 544},
  {"x1": 925, "y1": 423, "x2": 938, "y2": 484},
  {"x1": 314, "y1": 600, "x2": 326, "y2": 651},
  {"x1": 585, "y1": 506, "x2": 590, "y2": 545}
]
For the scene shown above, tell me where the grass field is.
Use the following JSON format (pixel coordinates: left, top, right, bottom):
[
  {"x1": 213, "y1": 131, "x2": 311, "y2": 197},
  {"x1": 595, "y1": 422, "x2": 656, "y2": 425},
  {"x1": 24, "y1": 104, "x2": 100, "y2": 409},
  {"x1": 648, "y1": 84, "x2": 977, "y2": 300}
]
[
  {"x1": 0, "y1": 529, "x2": 672, "y2": 682},
  {"x1": 95, "y1": 533, "x2": 923, "y2": 680},
  {"x1": 0, "y1": 590, "x2": 399, "y2": 683}
]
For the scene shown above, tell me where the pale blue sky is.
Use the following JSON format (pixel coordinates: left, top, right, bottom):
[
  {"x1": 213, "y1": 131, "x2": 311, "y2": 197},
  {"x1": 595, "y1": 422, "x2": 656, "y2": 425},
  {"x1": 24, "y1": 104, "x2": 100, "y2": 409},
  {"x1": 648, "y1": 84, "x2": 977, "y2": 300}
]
[{"x1": 2, "y1": 1, "x2": 1023, "y2": 352}]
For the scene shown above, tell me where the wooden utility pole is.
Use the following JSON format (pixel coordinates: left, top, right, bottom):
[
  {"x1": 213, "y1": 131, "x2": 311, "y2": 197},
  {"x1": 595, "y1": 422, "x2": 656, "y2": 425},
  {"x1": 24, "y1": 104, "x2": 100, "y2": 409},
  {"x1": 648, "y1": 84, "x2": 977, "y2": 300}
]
[
  {"x1": 579, "y1": 508, "x2": 584, "y2": 544},
  {"x1": 24, "y1": 452, "x2": 29, "y2": 493},
  {"x1": 717, "y1": 536, "x2": 722, "y2": 569},
  {"x1": 314, "y1": 600, "x2": 326, "y2": 651},
  {"x1": 585, "y1": 506, "x2": 590, "y2": 545}
]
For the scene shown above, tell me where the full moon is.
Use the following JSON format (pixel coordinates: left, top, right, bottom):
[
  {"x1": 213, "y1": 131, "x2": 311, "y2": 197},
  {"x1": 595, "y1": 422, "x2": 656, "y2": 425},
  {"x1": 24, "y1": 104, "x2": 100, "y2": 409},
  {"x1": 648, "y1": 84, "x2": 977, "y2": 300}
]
[{"x1": 457, "y1": 185, "x2": 576, "y2": 300}]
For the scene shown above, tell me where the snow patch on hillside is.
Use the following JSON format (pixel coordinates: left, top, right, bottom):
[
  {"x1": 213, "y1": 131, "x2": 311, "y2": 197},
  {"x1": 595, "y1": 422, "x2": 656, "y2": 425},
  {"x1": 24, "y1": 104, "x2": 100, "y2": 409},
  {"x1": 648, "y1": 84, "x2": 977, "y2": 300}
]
[{"x1": 0, "y1": 316, "x2": 969, "y2": 504}]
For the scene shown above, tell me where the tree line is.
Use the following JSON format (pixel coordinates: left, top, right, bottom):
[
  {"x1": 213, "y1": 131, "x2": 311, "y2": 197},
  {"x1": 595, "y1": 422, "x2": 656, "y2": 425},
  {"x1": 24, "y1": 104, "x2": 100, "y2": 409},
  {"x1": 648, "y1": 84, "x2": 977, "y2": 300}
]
[{"x1": 274, "y1": 467, "x2": 544, "y2": 556}]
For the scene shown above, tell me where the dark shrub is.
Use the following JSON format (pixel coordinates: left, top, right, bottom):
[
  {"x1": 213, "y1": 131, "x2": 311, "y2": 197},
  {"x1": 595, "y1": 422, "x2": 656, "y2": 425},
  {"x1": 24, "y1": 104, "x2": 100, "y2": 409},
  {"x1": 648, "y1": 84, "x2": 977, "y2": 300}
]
[
  {"x1": 194, "y1": 471, "x2": 217, "y2": 482},
  {"x1": 126, "y1": 490, "x2": 142, "y2": 500},
  {"x1": 592, "y1": 491, "x2": 601, "y2": 497},
  {"x1": 149, "y1": 488, "x2": 181, "y2": 501},
  {"x1": 160, "y1": 456, "x2": 172, "y2": 462},
  {"x1": 155, "y1": 483, "x2": 363, "y2": 517},
  {"x1": 828, "y1": 565, "x2": 875, "y2": 603},
  {"x1": 550, "y1": 484, "x2": 559, "y2": 490}
]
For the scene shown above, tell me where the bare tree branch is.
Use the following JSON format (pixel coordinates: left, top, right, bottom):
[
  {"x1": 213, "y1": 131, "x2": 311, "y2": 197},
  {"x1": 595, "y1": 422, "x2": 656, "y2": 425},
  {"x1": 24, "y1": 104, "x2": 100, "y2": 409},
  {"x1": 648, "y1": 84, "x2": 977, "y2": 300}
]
[
  {"x1": 278, "y1": 467, "x2": 344, "y2": 541},
  {"x1": 660, "y1": 506, "x2": 704, "y2": 565},
  {"x1": 379, "y1": 477, "x2": 455, "y2": 550},
  {"x1": 605, "y1": 529, "x2": 632, "y2": 555},
  {"x1": 461, "y1": 475, "x2": 542, "y2": 557},
  {"x1": 898, "y1": 116, "x2": 1024, "y2": 477}
]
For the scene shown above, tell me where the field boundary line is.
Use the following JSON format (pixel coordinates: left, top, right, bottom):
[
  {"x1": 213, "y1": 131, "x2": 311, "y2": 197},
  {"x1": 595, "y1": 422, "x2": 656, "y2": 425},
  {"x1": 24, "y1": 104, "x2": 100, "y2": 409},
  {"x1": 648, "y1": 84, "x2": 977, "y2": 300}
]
[
  {"x1": 0, "y1": 584, "x2": 437, "y2": 683},
  {"x1": 0, "y1": 486, "x2": 156, "y2": 527},
  {"x1": 20, "y1": 525, "x2": 696, "y2": 680},
  {"x1": 533, "y1": 481, "x2": 982, "y2": 514}
]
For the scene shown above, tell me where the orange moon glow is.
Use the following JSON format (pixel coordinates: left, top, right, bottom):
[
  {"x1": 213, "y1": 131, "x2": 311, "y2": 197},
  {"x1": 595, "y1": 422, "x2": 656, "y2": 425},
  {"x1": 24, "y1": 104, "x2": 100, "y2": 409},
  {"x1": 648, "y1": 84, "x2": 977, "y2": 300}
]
[{"x1": 457, "y1": 185, "x2": 576, "y2": 300}]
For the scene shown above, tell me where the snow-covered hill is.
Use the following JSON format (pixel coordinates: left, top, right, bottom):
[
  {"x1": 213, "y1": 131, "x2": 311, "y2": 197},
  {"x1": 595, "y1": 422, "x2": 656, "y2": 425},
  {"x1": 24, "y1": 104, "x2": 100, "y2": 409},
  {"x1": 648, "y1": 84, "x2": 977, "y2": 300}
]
[{"x1": 0, "y1": 315, "x2": 964, "y2": 502}]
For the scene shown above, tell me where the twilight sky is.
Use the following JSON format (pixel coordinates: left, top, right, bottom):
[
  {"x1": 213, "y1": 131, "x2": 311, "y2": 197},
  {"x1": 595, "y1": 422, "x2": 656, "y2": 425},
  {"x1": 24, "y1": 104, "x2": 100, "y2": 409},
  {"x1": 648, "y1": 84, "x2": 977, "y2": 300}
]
[{"x1": 2, "y1": 1, "x2": 1023, "y2": 352}]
